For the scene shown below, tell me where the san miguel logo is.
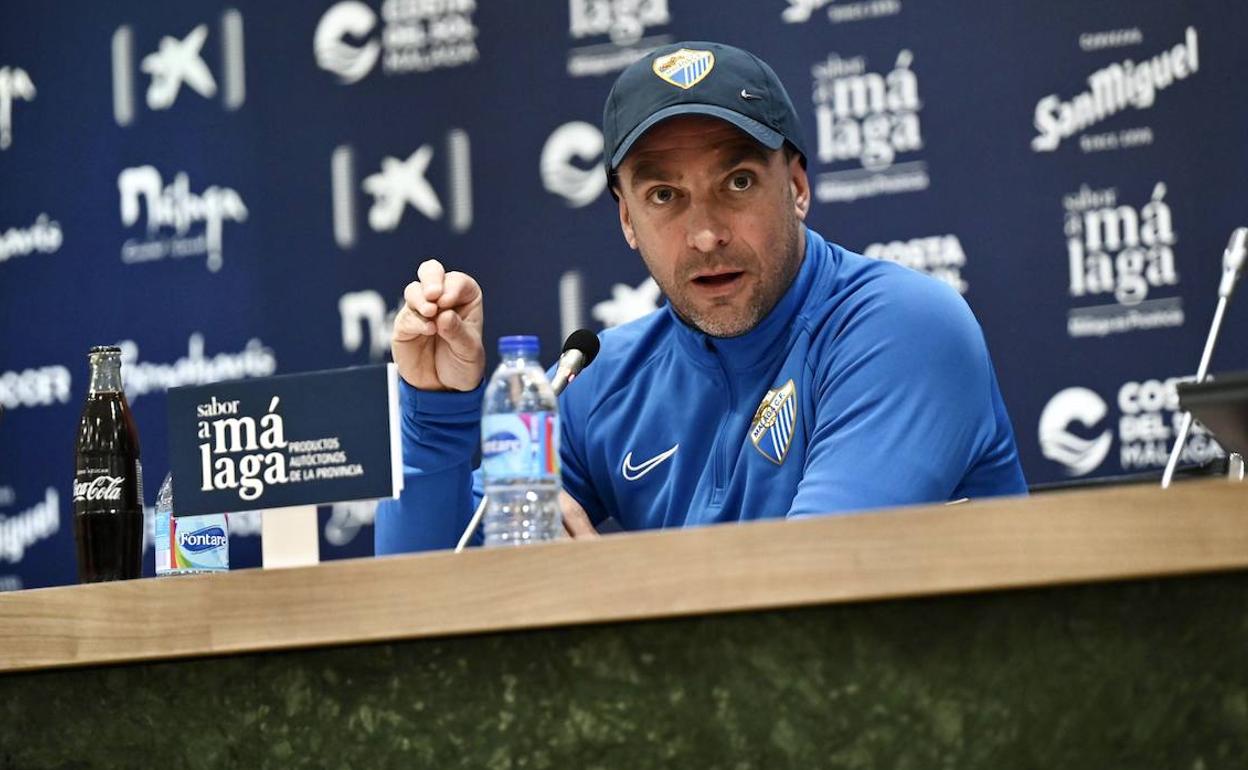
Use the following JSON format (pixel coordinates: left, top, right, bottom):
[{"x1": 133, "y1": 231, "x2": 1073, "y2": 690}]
[
  {"x1": 1032, "y1": 27, "x2": 1198, "y2": 153},
  {"x1": 749, "y1": 380, "x2": 798, "y2": 465}
]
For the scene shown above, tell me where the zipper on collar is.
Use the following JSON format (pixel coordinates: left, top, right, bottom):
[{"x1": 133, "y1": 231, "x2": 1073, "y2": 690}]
[{"x1": 706, "y1": 338, "x2": 735, "y2": 508}]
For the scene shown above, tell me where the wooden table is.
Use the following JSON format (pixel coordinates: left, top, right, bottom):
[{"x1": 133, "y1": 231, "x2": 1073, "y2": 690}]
[{"x1": 1, "y1": 480, "x2": 1245, "y2": 768}]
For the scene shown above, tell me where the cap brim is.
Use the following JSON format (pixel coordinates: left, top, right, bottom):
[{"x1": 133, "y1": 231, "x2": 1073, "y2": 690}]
[{"x1": 609, "y1": 104, "x2": 785, "y2": 171}]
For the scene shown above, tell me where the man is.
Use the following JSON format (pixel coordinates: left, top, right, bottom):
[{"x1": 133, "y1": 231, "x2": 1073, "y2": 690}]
[{"x1": 375, "y1": 41, "x2": 1026, "y2": 553}]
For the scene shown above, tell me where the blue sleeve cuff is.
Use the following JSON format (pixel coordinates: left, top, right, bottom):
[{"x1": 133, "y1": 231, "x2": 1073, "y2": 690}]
[{"x1": 399, "y1": 378, "x2": 484, "y2": 473}]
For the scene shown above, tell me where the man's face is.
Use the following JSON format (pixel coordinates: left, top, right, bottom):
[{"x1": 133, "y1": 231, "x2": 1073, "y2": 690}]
[{"x1": 614, "y1": 116, "x2": 811, "y2": 338}]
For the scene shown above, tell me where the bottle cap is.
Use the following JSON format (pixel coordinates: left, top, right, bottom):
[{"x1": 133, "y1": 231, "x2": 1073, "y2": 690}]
[
  {"x1": 88, "y1": 345, "x2": 121, "y2": 355},
  {"x1": 498, "y1": 335, "x2": 540, "y2": 357}
]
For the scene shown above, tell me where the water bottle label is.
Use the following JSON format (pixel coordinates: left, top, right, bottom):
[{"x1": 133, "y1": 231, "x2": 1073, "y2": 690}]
[
  {"x1": 155, "y1": 513, "x2": 230, "y2": 574},
  {"x1": 154, "y1": 510, "x2": 171, "y2": 572},
  {"x1": 481, "y1": 412, "x2": 560, "y2": 480}
]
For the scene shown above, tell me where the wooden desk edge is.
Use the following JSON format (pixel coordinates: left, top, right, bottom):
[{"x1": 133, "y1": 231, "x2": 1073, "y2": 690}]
[{"x1": 1, "y1": 479, "x2": 1243, "y2": 674}]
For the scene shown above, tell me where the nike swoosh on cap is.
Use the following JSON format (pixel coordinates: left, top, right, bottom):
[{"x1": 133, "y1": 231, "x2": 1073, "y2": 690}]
[{"x1": 740, "y1": 89, "x2": 762, "y2": 100}]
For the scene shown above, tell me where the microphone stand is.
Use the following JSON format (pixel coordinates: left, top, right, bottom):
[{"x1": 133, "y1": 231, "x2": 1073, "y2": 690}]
[{"x1": 1160, "y1": 228, "x2": 1247, "y2": 489}]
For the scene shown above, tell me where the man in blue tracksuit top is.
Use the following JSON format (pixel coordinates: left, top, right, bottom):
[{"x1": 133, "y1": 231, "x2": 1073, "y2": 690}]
[{"x1": 375, "y1": 41, "x2": 1027, "y2": 554}]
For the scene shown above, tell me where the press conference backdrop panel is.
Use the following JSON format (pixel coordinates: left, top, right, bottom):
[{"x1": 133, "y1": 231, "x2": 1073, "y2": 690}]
[{"x1": 2, "y1": 0, "x2": 1246, "y2": 589}]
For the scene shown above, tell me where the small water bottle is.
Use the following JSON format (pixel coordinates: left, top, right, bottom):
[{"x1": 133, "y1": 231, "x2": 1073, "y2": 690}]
[
  {"x1": 154, "y1": 472, "x2": 230, "y2": 575},
  {"x1": 481, "y1": 335, "x2": 562, "y2": 546}
]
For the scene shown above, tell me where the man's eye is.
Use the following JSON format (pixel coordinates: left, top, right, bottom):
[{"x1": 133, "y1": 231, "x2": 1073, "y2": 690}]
[
  {"x1": 648, "y1": 187, "x2": 676, "y2": 204},
  {"x1": 729, "y1": 174, "x2": 754, "y2": 191}
]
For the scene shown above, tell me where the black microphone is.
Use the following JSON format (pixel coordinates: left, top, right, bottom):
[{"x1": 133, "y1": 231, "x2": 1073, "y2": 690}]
[{"x1": 551, "y1": 328, "x2": 600, "y2": 395}]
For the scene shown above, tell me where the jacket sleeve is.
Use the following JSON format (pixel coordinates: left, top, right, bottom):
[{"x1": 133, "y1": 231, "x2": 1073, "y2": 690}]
[
  {"x1": 787, "y1": 275, "x2": 1013, "y2": 517},
  {"x1": 374, "y1": 379, "x2": 485, "y2": 554}
]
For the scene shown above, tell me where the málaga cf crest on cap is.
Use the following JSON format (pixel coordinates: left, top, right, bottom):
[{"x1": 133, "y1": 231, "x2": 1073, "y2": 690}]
[
  {"x1": 652, "y1": 49, "x2": 715, "y2": 89},
  {"x1": 749, "y1": 380, "x2": 798, "y2": 465}
]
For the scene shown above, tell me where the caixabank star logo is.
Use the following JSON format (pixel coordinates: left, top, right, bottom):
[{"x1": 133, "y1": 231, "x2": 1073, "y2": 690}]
[
  {"x1": 330, "y1": 132, "x2": 473, "y2": 249},
  {"x1": 111, "y1": 10, "x2": 246, "y2": 126}
]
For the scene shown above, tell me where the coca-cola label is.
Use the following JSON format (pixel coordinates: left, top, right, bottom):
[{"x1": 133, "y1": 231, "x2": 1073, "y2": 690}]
[
  {"x1": 73, "y1": 458, "x2": 140, "y2": 513},
  {"x1": 73, "y1": 476, "x2": 124, "y2": 502}
]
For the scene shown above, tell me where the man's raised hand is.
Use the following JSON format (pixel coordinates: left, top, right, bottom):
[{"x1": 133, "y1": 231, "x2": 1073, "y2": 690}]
[{"x1": 392, "y1": 259, "x2": 485, "y2": 392}]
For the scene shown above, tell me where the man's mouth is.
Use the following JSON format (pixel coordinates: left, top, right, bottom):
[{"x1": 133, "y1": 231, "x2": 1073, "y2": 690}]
[{"x1": 692, "y1": 270, "x2": 745, "y2": 288}]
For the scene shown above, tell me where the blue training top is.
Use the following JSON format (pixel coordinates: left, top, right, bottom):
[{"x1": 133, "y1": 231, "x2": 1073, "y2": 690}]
[{"x1": 375, "y1": 227, "x2": 1027, "y2": 553}]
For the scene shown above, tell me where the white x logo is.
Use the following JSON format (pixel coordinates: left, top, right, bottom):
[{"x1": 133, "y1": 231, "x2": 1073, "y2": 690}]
[
  {"x1": 141, "y1": 24, "x2": 217, "y2": 110},
  {"x1": 0, "y1": 67, "x2": 36, "y2": 150},
  {"x1": 362, "y1": 147, "x2": 443, "y2": 231}
]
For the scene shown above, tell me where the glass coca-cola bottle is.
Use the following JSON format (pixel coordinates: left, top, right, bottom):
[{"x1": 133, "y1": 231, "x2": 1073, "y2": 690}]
[{"x1": 73, "y1": 346, "x2": 143, "y2": 582}]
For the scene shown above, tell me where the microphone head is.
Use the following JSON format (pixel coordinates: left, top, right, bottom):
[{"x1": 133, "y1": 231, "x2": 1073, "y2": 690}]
[
  {"x1": 1226, "y1": 227, "x2": 1247, "y2": 271},
  {"x1": 562, "y1": 328, "x2": 601, "y2": 367},
  {"x1": 1220, "y1": 227, "x2": 1248, "y2": 299}
]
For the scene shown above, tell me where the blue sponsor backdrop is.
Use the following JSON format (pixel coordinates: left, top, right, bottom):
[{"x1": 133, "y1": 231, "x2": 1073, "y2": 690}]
[{"x1": 2, "y1": 0, "x2": 1246, "y2": 589}]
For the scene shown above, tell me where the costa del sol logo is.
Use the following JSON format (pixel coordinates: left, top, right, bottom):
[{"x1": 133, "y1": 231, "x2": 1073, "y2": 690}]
[
  {"x1": 314, "y1": 0, "x2": 479, "y2": 84},
  {"x1": 541, "y1": 121, "x2": 607, "y2": 207},
  {"x1": 111, "y1": 10, "x2": 245, "y2": 127},
  {"x1": 810, "y1": 49, "x2": 927, "y2": 204},
  {"x1": 1039, "y1": 377, "x2": 1224, "y2": 477},
  {"x1": 0, "y1": 66, "x2": 36, "y2": 150},
  {"x1": 331, "y1": 132, "x2": 473, "y2": 249},
  {"x1": 118, "y1": 166, "x2": 249, "y2": 273},
  {"x1": 781, "y1": 0, "x2": 902, "y2": 25},
  {"x1": 863, "y1": 233, "x2": 968, "y2": 294},
  {"x1": 566, "y1": 0, "x2": 672, "y2": 78},
  {"x1": 1038, "y1": 387, "x2": 1112, "y2": 477},
  {"x1": 1032, "y1": 26, "x2": 1198, "y2": 154},
  {"x1": 1061, "y1": 182, "x2": 1181, "y2": 338}
]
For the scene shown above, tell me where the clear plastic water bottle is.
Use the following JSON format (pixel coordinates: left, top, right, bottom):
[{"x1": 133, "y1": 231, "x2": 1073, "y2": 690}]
[
  {"x1": 481, "y1": 335, "x2": 562, "y2": 546},
  {"x1": 154, "y1": 472, "x2": 230, "y2": 575}
]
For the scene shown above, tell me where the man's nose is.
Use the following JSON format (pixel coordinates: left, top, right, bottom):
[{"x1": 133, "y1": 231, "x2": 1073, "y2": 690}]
[{"x1": 685, "y1": 201, "x2": 731, "y2": 253}]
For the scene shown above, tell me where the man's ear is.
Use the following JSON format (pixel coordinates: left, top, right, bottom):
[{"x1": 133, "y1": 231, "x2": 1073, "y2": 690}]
[
  {"x1": 618, "y1": 190, "x2": 639, "y2": 250},
  {"x1": 790, "y1": 156, "x2": 811, "y2": 222}
]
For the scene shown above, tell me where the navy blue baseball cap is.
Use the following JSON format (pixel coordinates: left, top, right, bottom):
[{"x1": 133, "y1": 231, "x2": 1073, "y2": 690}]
[{"x1": 602, "y1": 41, "x2": 808, "y2": 179}]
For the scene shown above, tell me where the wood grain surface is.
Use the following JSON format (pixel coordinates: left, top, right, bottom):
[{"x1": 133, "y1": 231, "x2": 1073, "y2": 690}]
[{"x1": 1, "y1": 480, "x2": 1244, "y2": 674}]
